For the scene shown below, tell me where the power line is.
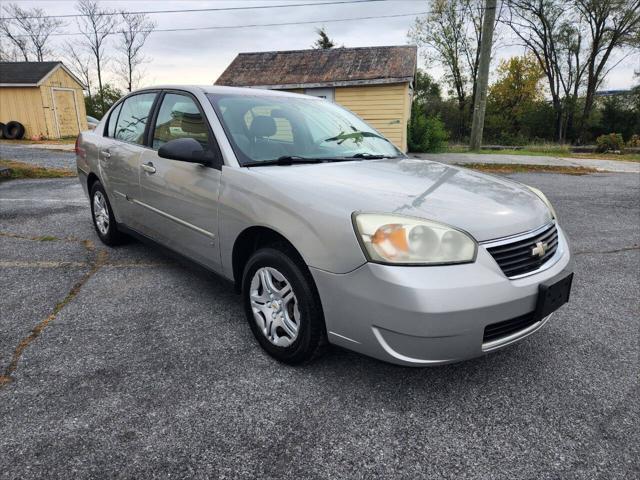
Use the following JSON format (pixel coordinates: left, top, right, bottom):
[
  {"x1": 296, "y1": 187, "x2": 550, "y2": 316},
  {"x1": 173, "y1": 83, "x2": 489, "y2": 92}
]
[
  {"x1": 0, "y1": 0, "x2": 389, "y2": 20},
  {"x1": 2, "y1": 11, "x2": 430, "y2": 38}
]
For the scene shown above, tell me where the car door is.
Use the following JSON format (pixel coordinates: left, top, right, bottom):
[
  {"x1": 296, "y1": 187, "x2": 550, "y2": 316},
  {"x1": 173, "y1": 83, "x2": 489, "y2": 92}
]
[
  {"x1": 136, "y1": 91, "x2": 223, "y2": 271},
  {"x1": 99, "y1": 92, "x2": 158, "y2": 228}
]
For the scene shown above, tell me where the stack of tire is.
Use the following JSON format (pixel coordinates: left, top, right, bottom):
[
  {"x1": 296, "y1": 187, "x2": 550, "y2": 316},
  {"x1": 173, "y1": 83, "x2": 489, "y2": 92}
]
[{"x1": 0, "y1": 121, "x2": 25, "y2": 140}]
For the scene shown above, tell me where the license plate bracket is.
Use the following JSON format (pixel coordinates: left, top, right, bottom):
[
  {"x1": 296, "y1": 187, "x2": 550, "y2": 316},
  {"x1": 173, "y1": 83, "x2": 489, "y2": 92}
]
[{"x1": 535, "y1": 270, "x2": 573, "y2": 320}]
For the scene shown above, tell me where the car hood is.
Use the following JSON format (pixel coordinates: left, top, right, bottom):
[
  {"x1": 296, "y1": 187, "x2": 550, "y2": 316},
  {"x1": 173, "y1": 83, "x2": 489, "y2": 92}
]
[{"x1": 249, "y1": 158, "x2": 553, "y2": 242}]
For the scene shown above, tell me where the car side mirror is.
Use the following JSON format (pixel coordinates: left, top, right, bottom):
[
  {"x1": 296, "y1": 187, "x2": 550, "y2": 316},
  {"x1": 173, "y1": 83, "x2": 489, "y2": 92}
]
[{"x1": 158, "y1": 138, "x2": 216, "y2": 165}]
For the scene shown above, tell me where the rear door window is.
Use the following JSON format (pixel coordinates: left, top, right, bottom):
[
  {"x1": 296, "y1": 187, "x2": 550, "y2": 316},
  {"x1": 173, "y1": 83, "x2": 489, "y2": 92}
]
[{"x1": 114, "y1": 93, "x2": 157, "y2": 145}]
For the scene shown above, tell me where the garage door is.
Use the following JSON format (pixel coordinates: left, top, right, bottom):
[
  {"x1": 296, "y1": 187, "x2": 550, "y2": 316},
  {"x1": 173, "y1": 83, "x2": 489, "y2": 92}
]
[{"x1": 53, "y1": 89, "x2": 80, "y2": 137}]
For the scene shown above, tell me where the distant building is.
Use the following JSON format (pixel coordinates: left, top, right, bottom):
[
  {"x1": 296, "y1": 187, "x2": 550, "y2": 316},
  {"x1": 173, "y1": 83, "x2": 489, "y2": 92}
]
[
  {"x1": 216, "y1": 46, "x2": 417, "y2": 152},
  {"x1": 0, "y1": 61, "x2": 88, "y2": 139}
]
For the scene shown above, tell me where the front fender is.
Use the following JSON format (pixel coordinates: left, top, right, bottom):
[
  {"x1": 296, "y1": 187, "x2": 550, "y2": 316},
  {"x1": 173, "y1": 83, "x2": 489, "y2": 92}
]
[{"x1": 218, "y1": 166, "x2": 367, "y2": 276}]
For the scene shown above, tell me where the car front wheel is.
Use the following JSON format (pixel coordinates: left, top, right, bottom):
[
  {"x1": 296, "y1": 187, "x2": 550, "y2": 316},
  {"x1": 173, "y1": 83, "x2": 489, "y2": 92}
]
[{"x1": 242, "y1": 246, "x2": 326, "y2": 364}]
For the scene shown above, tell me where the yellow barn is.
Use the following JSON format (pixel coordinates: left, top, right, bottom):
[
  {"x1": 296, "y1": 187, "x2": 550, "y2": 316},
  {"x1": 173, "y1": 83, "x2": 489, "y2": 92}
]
[
  {"x1": 0, "y1": 61, "x2": 88, "y2": 139},
  {"x1": 215, "y1": 46, "x2": 417, "y2": 152}
]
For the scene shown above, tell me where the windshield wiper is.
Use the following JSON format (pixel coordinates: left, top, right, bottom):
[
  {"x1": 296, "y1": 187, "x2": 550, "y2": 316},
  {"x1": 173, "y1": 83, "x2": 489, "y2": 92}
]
[
  {"x1": 243, "y1": 156, "x2": 326, "y2": 167},
  {"x1": 348, "y1": 153, "x2": 398, "y2": 160},
  {"x1": 323, "y1": 130, "x2": 390, "y2": 144}
]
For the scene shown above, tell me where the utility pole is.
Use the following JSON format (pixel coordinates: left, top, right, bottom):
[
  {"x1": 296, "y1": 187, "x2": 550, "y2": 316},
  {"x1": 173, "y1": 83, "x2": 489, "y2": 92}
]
[{"x1": 469, "y1": 0, "x2": 497, "y2": 151}]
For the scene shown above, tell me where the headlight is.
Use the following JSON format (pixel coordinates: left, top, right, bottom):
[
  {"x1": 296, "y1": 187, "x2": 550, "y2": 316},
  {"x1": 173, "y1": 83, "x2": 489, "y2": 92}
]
[
  {"x1": 353, "y1": 213, "x2": 477, "y2": 265},
  {"x1": 526, "y1": 185, "x2": 557, "y2": 219}
]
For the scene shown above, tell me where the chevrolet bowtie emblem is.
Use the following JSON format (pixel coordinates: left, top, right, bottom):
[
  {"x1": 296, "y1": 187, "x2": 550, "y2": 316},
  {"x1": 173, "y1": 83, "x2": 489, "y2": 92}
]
[{"x1": 531, "y1": 241, "x2": 548, "y2": 258}]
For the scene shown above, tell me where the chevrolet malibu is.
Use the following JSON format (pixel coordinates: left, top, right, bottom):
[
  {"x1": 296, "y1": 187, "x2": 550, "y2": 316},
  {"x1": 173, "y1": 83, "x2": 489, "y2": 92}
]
[{"x1": 75, "y1": 85, "x2": 573, "y2": 366}]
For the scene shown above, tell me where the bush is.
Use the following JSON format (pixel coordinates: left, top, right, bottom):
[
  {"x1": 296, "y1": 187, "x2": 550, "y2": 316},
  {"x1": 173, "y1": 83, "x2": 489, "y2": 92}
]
[
  {"x1": 595, "y1": 133, "x2": 625, "y2": 153},
  {"x1": 408, "y1": 108, "x2": 449, "y2": 152},
  {"x1": 627, "y1": 134, "x2": 640, "y2": 148}
]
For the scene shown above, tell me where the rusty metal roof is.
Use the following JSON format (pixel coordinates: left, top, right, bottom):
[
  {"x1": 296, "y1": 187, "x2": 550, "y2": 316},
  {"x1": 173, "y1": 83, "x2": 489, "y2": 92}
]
[{"x1": 215, "y1": 46, "x2": 417, "y2": 89}]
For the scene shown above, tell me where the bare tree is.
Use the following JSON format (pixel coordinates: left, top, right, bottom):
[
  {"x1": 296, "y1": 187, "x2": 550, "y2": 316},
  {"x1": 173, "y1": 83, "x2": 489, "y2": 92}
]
[
  {"x1": 2, "y1": 4, "x2": 65, "y2": 61},
  {"x1": 1, "y1": 4, "x2": 63, "y2": 62},
  {"x1": 574, "y1": 0, "x2": 640, "y2": 139},
  {"x1": 0, "y1": 17, "x2": 30, "y2": 61},
  {"x1": 65, "y1": 41, "x2": 94, "y2": 100},
  {"x1": 504, "y1": 0, "x2": 586, "y2": 142},
  {"x1": 0, "y1": 41, "x2": 22, "y2": 62},
  {"x1": 76, "y1": 0, "x2": 117, "y2": 116},
  {"x1": 505, "y1": 0, "x2": 639, "y2": 142},
  {"x1": 116, "y1": 11, "x2": 155, "y2": 92}
]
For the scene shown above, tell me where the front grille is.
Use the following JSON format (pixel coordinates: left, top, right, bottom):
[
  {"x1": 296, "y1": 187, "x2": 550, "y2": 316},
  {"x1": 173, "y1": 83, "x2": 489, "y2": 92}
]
[
  {"x1": 483, "y1": 311, "x2": 537, "y2": 343},
  {"x1": 486, "y1": 223, "x2": 559, "y2": 278}
]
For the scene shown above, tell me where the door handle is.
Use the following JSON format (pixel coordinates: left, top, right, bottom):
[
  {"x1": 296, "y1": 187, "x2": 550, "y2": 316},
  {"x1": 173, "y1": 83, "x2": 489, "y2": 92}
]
[
  {"x1": 100, "y1": 150, "x2": 111, "y2": 159},
  {"x1": 141, "y1": 162, "x2": 156, "y2": 174}
]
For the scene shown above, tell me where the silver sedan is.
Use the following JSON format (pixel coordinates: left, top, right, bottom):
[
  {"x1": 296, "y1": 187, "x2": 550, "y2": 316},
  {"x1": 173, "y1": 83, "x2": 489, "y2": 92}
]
[{"x1": 76, "y1": 85, "x2": 573, "y2": 366}]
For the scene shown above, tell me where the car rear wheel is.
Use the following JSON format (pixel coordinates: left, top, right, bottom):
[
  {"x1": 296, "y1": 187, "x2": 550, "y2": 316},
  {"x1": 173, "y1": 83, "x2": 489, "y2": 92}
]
[
  {"x1": 242, "y1": 246, "x2": 326, "y2": 364},
  {"x1": 90, "y1": 181, "x2": 125, "y2": 246}
]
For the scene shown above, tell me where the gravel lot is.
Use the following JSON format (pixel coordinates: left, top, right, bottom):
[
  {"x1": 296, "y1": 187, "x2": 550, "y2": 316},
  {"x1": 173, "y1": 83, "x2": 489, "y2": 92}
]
[
  {"x1": 0, "y1": 173, "x2": 638, "y2": 479},
  {"x1": 0, "y1": 143, "x2": 76, "y2": 170}
]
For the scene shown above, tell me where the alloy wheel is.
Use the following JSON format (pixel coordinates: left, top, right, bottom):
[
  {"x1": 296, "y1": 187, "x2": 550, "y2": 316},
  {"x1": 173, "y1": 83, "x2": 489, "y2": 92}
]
[
  {"x1": 249, "y1": 266, "x2": 301, "y2": 347},
  {"x1": 93, "y1": 190, "x2": 110, "y2": 235}
]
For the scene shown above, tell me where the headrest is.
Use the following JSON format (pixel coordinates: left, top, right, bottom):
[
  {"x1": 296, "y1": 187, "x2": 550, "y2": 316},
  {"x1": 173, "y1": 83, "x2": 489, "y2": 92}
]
[
  {"x1": 177, "y1": 112, "x2": 207, "y2": 135},
  {"x1": 249, "y1": 115, "x2": 277, "y2": 138}
]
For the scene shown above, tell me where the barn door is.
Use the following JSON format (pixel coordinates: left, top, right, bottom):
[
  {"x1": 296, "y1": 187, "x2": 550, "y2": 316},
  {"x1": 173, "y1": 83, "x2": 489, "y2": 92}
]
[{"x1": 52, "y1": 88, "x2": 80, "y2": 138}]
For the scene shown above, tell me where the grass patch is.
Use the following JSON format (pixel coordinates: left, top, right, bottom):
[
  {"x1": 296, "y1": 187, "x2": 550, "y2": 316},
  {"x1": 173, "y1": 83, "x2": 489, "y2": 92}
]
[
  {"x1": 570, "y1": 152, "x2": 640, "y2": 162},
  {"x1": 448, "y1": 145, "x2": 640, "y2": 162},
  {"x1": 458, "y1": 163, "x2": 599, "y2": 175},
  {"x1": 0, "y1": 159, "x2": 76, "y2": 179},
  {"x1": 34, "y1": 235, "x2": 59, "y2": 241}
]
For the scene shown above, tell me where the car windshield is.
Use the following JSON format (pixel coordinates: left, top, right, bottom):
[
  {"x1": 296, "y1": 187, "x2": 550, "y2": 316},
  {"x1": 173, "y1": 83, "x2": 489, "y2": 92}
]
[{"x1": 207, "y1": 93, "x2": 403, "y2": 165}]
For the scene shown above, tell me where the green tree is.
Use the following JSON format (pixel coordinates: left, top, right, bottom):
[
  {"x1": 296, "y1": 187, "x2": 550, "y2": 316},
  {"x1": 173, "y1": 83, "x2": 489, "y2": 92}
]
[
  {"x1": 413, "y1": 70, "x2": 443, "y2": 107},
  {"x1": 408, "y1": 104, "x2": 449, "y2": 152},
  {"x1": 409, "y1": 0, "x2": 492, "y2": 137},
  {"x1": 85, "y1": 83, "x2": 123, "y2": 119},
  {"x1": 313, "y1": 27, "x2": 335, "y2": 49},
  {"x1": 488, "y1": 54, "x2": 544, "y2": 134}
]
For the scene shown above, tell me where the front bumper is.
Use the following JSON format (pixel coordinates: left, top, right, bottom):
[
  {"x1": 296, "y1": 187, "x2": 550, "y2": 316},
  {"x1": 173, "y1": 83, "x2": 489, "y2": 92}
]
[{"x1": 310, "y1": 225, "x2": 572, "y2": 366}]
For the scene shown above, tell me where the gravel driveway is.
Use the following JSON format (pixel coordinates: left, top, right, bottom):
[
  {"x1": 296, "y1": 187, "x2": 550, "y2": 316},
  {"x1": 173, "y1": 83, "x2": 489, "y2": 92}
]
[
  {"x1": 0, "y1": 173, "x2": 638, "y2": 479},
  {"x1": 0, "y1": 143, "x2": 76, "y2": 170}
]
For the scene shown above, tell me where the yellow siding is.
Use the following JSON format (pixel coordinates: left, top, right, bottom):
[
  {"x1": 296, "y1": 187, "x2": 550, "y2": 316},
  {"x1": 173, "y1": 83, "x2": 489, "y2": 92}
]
[
  {"x1": 0, "y1": 66, "x2": 87, "y2": 139},
  {"x1": 0, "y1": 87, "x2": 49, "y2": 138},
  {"x1": 335, "y1": 83, "x2": 410, "y2": 152},
  {"x1": 39, "y1": 66, "x2": 88, "y2": 138}
]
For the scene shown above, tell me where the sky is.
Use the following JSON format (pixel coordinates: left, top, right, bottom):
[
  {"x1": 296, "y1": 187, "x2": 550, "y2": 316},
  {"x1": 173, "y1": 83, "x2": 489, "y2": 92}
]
[{"x1": 10, "y1": 0, "x2": 640, "y2": 92}]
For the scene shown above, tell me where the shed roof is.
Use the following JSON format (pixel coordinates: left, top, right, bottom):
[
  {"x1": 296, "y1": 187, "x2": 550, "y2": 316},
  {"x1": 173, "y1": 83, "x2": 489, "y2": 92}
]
[
  {"x1": 216, "y1": 45, "x2": 417, "y2": 89},
  {"x1": 0, "y1": 61, "x2": 84, "y2": 87}
]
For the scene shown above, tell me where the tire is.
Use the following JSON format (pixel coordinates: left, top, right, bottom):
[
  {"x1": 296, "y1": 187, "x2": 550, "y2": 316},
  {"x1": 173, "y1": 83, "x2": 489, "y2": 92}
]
[
  {"x1": 0, "y1": 123, "x2": 5, "y2": 139},
  {"x1": 90, "y1": 181, "x2": 125, "y2": 246},
  {"x1": 242, "y1": 246, "x2": 326, "y2": 364},
  {"x1": 3, "y1": 121, "x2": 25, "y2": 140}
]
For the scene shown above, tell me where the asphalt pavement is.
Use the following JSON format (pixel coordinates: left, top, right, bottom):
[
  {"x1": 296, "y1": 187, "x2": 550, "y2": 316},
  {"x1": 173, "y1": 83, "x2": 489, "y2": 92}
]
[{"x1": 0, "y1": 173, "x2": 638, "y2": 479}]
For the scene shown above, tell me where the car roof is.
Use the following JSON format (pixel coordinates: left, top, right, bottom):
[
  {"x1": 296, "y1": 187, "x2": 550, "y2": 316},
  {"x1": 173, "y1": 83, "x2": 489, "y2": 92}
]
[{"x1": 131, "y1": 84, "x2": 315, "y2": 99}]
